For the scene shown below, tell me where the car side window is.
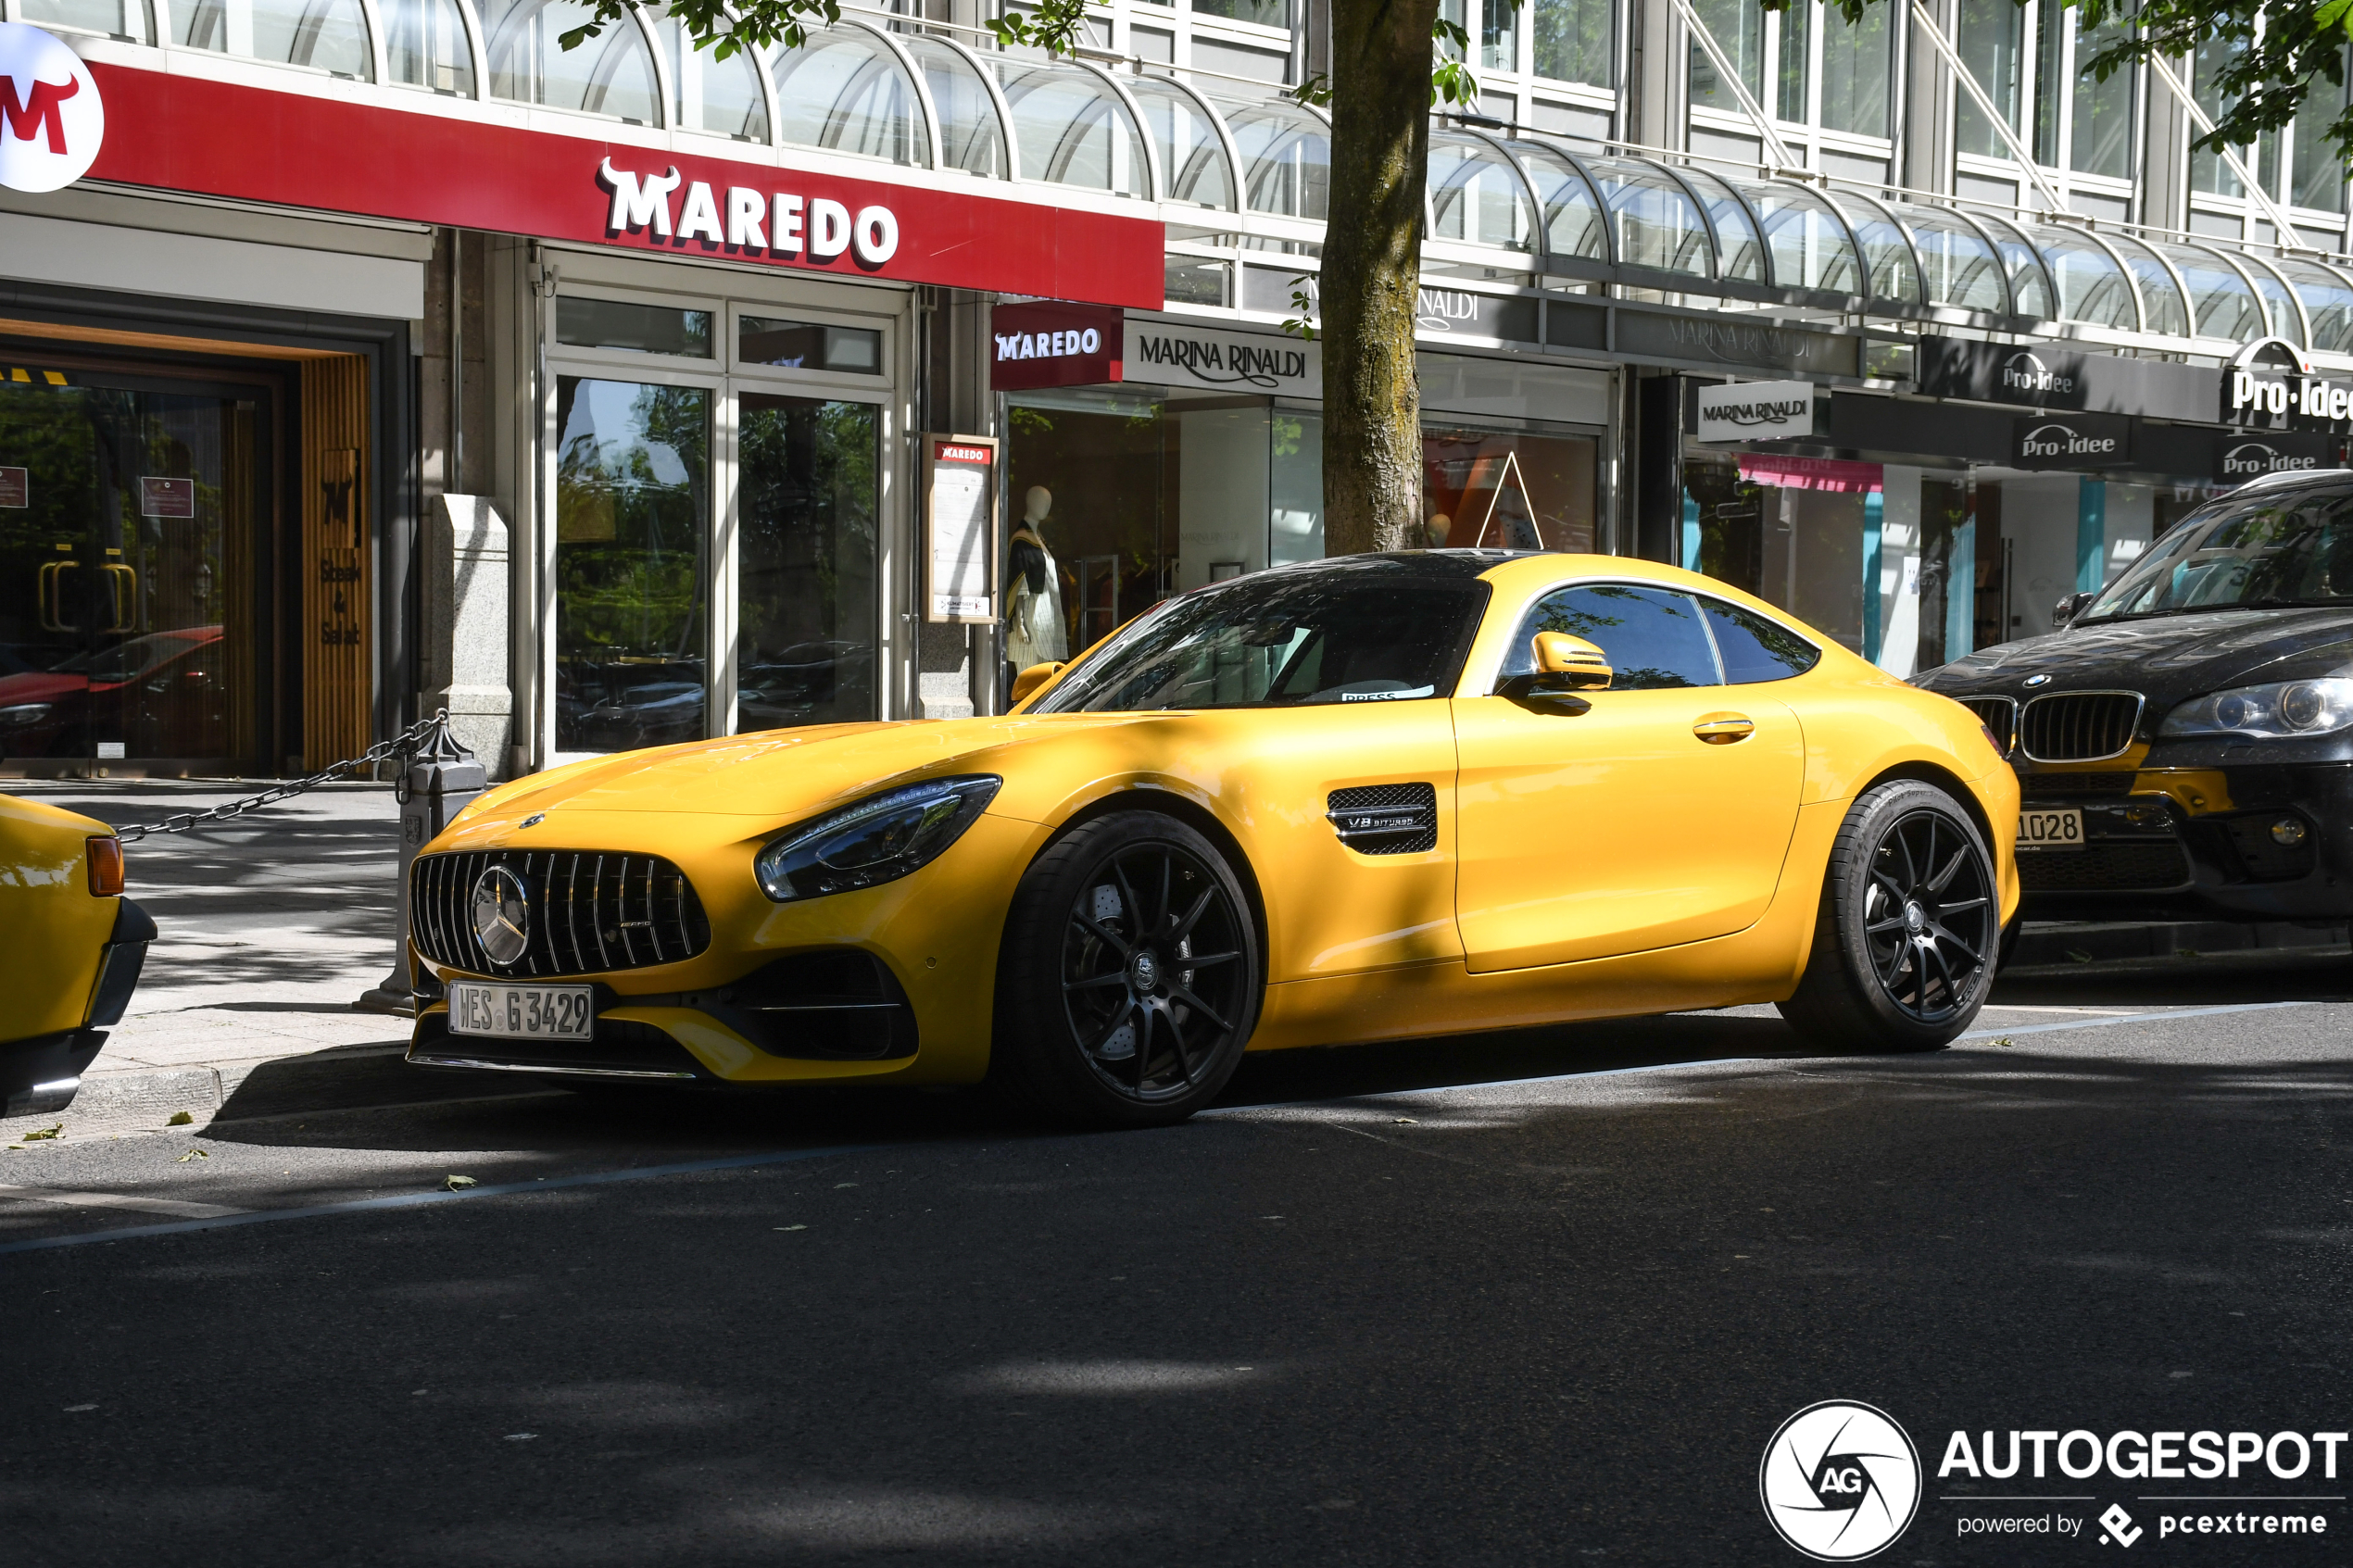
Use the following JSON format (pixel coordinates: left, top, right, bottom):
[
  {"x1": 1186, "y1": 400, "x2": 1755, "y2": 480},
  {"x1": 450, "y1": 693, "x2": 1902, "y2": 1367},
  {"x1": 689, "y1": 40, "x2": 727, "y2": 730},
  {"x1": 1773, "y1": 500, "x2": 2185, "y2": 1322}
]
[
  {"x1": 1501, "y1": 583, "x2": 1722, "y2": 689},
  {"x1": 1701, "y1": 599, "x2": 1820, "y2": 684}
]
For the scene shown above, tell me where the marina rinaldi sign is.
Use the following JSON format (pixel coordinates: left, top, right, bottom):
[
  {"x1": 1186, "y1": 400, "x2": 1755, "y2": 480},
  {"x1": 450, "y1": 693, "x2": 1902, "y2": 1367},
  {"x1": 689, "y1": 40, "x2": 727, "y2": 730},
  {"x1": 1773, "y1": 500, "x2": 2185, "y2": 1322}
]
[{"x1": 0, "y1": 23, "x2": 103, "y2": 194}]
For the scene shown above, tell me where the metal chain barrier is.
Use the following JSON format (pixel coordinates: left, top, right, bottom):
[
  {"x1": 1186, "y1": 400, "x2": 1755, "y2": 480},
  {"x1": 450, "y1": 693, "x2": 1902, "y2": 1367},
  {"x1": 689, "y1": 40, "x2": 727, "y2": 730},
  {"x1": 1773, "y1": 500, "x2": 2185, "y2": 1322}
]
[{"x1": 117, "y1": 709, "x2": 460, "y2": 843}]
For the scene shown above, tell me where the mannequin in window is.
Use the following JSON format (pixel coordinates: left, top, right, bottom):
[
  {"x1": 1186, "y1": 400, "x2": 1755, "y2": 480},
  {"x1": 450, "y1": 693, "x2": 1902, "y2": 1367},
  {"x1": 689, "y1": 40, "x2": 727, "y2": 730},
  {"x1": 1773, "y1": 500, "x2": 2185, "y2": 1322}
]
[{"x1": 1005, "y1": 485, "x2": 1068, "y2": 693}]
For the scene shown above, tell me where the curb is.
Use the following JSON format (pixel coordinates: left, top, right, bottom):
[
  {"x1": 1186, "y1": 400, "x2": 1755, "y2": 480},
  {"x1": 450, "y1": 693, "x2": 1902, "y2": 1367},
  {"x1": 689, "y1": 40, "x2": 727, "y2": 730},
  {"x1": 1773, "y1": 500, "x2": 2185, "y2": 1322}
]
[{"x1": 2012, "y1": 919, "x2": 2350, "y2": 969}]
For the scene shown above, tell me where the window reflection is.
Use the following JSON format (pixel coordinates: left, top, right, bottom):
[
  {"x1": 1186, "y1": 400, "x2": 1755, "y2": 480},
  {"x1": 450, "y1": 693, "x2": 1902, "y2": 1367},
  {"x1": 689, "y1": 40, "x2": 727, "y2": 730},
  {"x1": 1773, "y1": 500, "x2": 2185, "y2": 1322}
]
[
  {"x1": 554, "y1": 378, "x2": 708, "y2": 753},
  {"x1": 484, "y1": 0, "x2": 659, "y2": 122},
  {"x1": 383, "y1": 0, "x2": 475, "y2": 94},
  {"x1": 177, "y1": 0, "x2": 372, "y2": 79},
  {"x1": 736, "y1": 396, "x2": 878, "y2": 731}
]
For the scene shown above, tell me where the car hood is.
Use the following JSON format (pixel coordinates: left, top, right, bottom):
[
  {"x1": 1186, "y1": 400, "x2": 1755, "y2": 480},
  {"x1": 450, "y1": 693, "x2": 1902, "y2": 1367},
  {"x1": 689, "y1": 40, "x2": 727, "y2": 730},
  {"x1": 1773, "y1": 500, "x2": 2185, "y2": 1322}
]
[
  {"x1": 1917, "y1": 606, "x2": 2353, "y2": 709},
  {"x1": 0, "y1": 672, "x2": 87, "y2": 708},
  {"x1": 447, "y1": 714, "x2": 1155, "y2": 838}
]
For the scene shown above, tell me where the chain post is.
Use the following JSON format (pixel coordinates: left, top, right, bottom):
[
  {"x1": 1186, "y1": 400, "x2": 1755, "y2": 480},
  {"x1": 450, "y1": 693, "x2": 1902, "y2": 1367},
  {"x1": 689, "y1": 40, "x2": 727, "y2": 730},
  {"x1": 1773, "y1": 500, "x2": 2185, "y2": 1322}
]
[{"x1": 359, "y1": 709, "x2": 484, "y2": 1015}]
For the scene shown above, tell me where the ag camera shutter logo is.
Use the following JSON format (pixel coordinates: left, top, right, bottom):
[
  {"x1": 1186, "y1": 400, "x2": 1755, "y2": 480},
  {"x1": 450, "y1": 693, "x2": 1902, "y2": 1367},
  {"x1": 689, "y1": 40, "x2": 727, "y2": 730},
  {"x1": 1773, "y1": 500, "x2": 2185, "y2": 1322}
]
[
  {"x1": 1760, "y1": 1400, "x2": 1921, "y2": 1561},
  {"x1": 0, "y1": 24, "x2": 103, "y2": 194}
]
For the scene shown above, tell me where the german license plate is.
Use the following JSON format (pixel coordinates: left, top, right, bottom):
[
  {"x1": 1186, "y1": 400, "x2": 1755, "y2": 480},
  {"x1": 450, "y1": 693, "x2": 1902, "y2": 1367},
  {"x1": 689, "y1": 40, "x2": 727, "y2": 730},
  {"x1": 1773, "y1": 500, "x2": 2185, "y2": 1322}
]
[
  {"x1": 2018, "y1": 807, "x2": 2085, "y2": 851},
  {"x1": 447, "y1": 982, "x2": 594, "y2": 1040}
]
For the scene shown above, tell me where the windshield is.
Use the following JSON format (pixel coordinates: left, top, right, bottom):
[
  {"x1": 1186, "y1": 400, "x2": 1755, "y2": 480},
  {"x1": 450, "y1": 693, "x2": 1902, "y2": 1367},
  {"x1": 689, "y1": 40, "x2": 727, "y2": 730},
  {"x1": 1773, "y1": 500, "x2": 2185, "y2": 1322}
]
[
  {"x1": 2081, "y1": 483, "x2": 2353, "y2": 621},
  {"x1": 1032, "y1": 562, "x2": 1491, "y2": 713}
]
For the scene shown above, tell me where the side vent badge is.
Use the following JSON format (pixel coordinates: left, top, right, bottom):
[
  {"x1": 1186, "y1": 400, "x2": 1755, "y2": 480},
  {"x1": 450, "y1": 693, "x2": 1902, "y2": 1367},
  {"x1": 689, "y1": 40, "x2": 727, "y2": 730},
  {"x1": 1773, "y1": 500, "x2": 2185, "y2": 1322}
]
[{"x1": 1326, "y1": 784, "x2": 1438, "y2": 856}]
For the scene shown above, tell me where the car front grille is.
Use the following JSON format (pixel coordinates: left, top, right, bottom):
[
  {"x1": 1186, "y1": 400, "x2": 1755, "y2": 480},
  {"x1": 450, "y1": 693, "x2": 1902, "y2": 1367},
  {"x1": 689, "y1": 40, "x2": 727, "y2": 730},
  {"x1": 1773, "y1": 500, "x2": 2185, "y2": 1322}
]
[
  {"x1": 2020, "y1": 691, "x2": 2144, "y2": 762},
  {"x1": 2018, "y1": 841, "x2": 2191, "y2": 892},
  {"x1": 411, "y1": 849, "x2": 711, "y2": 977},
  {"x1": 1958, "y1": 696, "x2": 2018, "y2": 754}
]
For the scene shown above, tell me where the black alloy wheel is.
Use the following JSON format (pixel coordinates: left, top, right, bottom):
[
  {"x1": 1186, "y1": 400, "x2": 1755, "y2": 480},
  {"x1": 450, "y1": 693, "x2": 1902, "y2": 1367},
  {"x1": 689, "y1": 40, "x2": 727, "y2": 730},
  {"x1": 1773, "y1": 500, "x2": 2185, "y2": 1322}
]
[
  {"x1": 992, "y1": 811, "x2": 1262, "y2": 1126},
  {"x1": 1860, "y1": 806, "x2": 1997, "y2": 1023},
  {"x1": 1778, "y1": 779, "x2": 1998, "y2": 1052}
]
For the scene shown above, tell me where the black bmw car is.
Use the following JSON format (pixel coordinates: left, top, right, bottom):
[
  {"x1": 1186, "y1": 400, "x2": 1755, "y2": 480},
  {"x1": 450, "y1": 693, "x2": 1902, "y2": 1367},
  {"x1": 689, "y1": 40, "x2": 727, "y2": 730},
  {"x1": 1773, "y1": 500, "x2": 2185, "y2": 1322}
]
[{"x1": 1918, "y1": 468, "x2": 2353, "y2": 930}]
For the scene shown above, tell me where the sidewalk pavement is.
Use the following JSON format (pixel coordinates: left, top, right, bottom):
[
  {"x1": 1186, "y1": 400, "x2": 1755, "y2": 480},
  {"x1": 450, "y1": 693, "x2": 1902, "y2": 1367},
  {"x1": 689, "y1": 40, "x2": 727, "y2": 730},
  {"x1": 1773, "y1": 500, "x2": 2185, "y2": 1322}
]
[{"x1": 4, "y1": 782, "x2": 413, "y2": 1135}]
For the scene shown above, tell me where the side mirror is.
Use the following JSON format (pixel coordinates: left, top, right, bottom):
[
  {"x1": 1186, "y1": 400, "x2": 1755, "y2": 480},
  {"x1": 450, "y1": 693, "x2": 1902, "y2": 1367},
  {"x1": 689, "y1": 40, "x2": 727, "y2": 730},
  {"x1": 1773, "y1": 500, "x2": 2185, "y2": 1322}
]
[
  {"x1": 1009, "y1": 661, "x2": 1064, "y2": 706},
  {"x1": 1530, "y1": 632, "x2": 1613, "y2": 690},
  {"x1": 2052, "y1": 590, "x2": 2095, "y2": 630}
]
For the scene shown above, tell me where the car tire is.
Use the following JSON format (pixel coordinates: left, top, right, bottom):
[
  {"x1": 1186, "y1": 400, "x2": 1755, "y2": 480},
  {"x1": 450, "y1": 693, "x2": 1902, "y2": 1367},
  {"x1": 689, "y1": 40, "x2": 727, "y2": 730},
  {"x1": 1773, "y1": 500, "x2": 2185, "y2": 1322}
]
[
  {"x1": 1777, "y1": 779, "x2": 1999, "y2": 1053},
  {"x1": 990, "y1": 809, "x2": 1263, "y2": 1128}
]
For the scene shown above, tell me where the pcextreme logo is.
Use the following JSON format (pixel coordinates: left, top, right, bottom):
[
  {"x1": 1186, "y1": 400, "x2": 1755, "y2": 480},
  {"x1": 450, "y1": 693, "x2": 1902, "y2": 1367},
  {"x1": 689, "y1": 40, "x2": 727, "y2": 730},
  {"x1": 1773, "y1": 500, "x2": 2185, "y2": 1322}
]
[
  {"x1": 0, "y1": 23, "x2": 102, "y2": 194},
  {"x1": 1760, "y1": 1401, "x2": 1923, "y2": 1561}
]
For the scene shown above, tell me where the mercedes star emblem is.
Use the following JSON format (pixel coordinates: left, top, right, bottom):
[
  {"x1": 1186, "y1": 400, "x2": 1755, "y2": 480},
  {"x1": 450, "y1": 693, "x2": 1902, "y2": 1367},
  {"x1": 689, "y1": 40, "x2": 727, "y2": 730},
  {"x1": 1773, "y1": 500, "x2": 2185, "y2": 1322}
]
[{"x1": 470, "y1": 865, "x2": 531, "y2": 965}]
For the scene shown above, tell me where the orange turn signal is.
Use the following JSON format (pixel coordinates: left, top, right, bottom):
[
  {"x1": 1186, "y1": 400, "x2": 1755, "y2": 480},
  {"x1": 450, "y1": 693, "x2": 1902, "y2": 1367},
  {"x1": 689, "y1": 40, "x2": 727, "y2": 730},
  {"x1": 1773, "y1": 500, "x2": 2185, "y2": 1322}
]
[{"x1": 86, "y1": 835, "x2": 124, "y2": 897}]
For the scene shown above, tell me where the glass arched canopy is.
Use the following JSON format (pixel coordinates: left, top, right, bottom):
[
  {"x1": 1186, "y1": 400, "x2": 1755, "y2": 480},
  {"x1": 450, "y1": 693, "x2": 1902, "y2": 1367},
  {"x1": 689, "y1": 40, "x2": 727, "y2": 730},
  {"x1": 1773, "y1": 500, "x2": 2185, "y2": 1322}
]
[
  {"x1": 1125, "y1": 73, "x2": 1237, "y2": 209},
  {"x1": 1830, "y1": 190, "x2": 1922, "y2": 307},
  {"x1": 178, "y1": 0, "x2": 373, "y2": 79},
  {"x1": 766, "y1": 25, "x2": 925, "y2": 166},
  {"x1": 1427, "y1": 131, "x2": 1533, "y2": 253},
  {"x1": 1580, "y1": 156, "x2": 1712, "y2": 280},
  {"x1": 1892, "y1": 204, "x2": 2008, "y2": 313},
  {"x1": 484, "y1": 0, "x2": 658, "y2": 121},
  {"x1": 1214, "y1": 94, "x2": 1331, "y2": 220},
  {"x1": 990, "y1": 59, "x2": 1149, "y2": 197},
  {"x1": 2105, "y1": 234, "x2": 2191, "y2": 338},
  {"x1": 1506, "y1": 141, "x2": 1606, "y2": 268},
  {"x1": 133, "y1": 1, "x2": 2353, "y2": 351},
  {"x1": 2278, "y1": 257, "x2": 2353, "y2": 354}
]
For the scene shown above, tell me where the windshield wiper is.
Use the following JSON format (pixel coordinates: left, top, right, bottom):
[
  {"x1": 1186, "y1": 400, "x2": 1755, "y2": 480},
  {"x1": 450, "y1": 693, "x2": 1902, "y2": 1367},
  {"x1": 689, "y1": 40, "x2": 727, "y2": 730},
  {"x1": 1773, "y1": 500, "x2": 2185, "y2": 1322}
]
[{"x1": 2243, "y1": 596, "x2": 2353, "y2": 610}]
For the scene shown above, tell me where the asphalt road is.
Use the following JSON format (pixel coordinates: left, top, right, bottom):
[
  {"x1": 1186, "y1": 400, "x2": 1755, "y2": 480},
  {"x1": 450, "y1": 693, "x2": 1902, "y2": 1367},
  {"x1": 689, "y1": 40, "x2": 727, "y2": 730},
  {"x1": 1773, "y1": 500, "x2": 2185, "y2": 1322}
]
[{"x1": 4, "y1": 950, "x2": 2350, "y2": 1567}]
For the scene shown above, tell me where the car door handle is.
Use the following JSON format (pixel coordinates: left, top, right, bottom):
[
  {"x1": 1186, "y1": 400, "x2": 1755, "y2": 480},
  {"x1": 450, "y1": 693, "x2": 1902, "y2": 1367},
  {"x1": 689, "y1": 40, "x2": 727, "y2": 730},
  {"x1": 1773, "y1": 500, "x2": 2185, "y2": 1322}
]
[{"x1": 1693, "y1": 715, "x2": 1755, "y2": 745}]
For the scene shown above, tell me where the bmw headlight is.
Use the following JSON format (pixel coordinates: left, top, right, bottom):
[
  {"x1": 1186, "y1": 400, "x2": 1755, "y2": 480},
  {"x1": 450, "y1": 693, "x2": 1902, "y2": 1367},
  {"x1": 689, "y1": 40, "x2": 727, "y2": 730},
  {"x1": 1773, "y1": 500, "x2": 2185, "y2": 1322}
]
[
  {"x1": 2159, "y1": 678, "x2": 2353, "y2": 740},
  {"x1": 0, "y1": 703, "x2": 52, "y2": 727},
  {"x1": 754, "y1": 774, "x2": 1002, "y2": 903}
]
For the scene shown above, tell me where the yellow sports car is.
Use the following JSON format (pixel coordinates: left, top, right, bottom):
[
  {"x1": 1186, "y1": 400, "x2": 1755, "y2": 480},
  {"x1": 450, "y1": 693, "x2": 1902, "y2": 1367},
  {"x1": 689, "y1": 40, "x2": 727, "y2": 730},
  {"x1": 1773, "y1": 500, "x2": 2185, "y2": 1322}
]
[
  {"x1": 0, "y1": 794, "x2": 154, "y2": 1115},
  {"x1": 407, "y1": 553, "x2": 2019, "y2": 1126}
]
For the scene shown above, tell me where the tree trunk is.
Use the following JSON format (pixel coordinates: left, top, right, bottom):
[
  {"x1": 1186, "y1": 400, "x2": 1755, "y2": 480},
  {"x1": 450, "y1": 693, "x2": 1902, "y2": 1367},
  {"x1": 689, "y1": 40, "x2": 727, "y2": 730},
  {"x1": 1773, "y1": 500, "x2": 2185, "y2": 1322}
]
[{"x1": 1320, "y1": 0, "x2": 1436, "y2": 557}]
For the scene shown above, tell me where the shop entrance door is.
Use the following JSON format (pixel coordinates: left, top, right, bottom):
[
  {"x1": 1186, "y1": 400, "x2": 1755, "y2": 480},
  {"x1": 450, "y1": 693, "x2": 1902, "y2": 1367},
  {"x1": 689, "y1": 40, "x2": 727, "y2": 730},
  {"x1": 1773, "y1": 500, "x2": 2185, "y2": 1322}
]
[{"x1": 0, "y1": 367, "x2": 262, "y2": 768}]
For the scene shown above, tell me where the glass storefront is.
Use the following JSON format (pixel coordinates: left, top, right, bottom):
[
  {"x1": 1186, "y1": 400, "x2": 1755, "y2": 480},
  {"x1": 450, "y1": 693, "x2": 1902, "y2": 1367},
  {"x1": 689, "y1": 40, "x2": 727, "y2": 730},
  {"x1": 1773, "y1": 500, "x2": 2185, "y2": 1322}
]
[
  {"x1": 544, "y1": 284, "x2": 893, "y2": 759},
  {"x1": 0, "y1": 367, "x2": 262, "y2": 766},
  {"x1": 1002, "y1": 365, "x2": 1605, "y2": 674},
  {"x1": 736, "y1": 394, "x2": 877, "y2": 729},
  {"x1": 553, "y1": 376, "x2": 710, "y2": 754},
  {"x1": 1680, "y1": 443, "x2": 2221, "y2": 674}
]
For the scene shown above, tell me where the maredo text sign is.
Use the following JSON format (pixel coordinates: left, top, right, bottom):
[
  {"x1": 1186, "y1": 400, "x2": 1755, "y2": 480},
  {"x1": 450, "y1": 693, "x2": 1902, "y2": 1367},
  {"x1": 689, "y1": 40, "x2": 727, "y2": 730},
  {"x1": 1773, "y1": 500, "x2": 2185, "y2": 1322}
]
[
  {"x1": 76, "y1": 56, "x2": 1163, "y2": 308},
  {"x1": 990, "y1": 301, "x2": 1123, "y2": 392}
]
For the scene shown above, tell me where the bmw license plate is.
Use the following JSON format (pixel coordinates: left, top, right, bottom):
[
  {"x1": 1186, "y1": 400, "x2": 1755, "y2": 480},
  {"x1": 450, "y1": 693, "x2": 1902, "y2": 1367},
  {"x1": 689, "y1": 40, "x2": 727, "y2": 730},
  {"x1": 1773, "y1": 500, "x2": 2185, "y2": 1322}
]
[
  {"x1": 447, "y1": 982, "x2": 594, "y2": 1040},
  {"x1": 2018, "y1": 807, "x2": 2085, "y2": 851}
]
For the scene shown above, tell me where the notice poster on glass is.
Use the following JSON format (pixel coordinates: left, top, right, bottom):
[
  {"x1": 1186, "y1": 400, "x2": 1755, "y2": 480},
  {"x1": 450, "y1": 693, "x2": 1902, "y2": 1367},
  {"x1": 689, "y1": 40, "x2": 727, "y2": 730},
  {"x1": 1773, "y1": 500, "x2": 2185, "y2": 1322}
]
[{"x1": 925, "y1": 434, "x2": 998, "y2": 623}]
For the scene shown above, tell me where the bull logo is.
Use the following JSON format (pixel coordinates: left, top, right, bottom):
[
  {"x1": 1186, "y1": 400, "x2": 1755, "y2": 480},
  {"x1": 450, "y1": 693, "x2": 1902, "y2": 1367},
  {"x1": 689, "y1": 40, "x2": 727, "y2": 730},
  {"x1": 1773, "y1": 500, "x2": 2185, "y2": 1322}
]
[{"x1": 0, "y1": 24, "x2": 103, "y2": 194}]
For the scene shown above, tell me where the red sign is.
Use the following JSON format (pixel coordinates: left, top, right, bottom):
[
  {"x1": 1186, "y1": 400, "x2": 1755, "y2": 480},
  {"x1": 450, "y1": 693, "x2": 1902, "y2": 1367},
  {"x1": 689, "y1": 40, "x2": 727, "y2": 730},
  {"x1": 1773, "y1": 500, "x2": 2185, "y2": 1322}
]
[
  {"x1": 81, "y1": 62, "x2": 1164, "y2": 311},
  {"x1": 990, "y1": 301, "x2": 1125, "y2": 391},
  {"x1": 139, "y1": 476, "x2": 195, "y2": 517},
  {"x1": 0, "y1": 466, "x2": 24, "y2": 508}
]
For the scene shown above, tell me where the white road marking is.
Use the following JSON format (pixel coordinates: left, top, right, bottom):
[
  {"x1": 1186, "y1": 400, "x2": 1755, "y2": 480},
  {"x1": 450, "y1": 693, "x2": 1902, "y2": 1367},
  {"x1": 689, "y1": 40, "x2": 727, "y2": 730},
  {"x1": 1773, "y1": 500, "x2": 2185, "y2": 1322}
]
[
  {"x1": 1976, "y1": 1004, "x2": 2150, "y2": 1016},
  {"x1": 0, "y1": 1184, "x2": 246, "y2": 1220}
]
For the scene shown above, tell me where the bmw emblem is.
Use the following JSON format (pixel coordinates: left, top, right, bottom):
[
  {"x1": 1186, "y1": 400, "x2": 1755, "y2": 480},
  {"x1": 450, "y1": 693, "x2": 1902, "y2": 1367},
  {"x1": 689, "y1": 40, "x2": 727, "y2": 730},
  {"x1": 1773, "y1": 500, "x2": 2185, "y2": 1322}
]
[
  {"x1": 2022, "y1": 673, "x2": 2052, "y2": 687},
  {"x1": 470, "y1": 865, "x2": 531, "y2": 965}
]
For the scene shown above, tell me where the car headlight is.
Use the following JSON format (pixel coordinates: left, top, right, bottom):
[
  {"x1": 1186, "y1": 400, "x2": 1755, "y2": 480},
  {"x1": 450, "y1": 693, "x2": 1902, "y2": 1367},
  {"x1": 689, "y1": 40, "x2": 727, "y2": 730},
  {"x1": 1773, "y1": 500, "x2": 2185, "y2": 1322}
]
[
  {"x1": 754, "y1": 774, "x2": 1002, "y2": 903},
  {"x1": 0, "y1": 703, "x2": 52, "y2": 727},
  {"x1": 2158, "y1": 678, "x2": 2353, "y2": 740}
]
